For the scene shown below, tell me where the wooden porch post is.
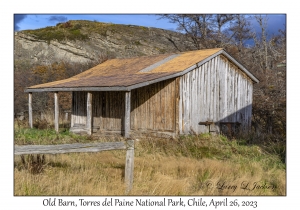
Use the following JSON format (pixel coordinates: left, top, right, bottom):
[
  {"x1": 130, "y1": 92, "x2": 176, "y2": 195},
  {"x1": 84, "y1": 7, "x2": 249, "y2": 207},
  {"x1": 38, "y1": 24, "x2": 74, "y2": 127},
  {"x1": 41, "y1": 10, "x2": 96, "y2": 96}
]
[
  {"x1": 86, "y1": 92, "x2": 93, "y2": 135},
  {"x1": 124, "y1": 91, "x2": 131, "y2": 138},
  {"x1": 28, "y1": 92, "x2": 33, "y2": 128},
  {"x1": 54, "y1": 92, "x2": 59, "y2": 133}
]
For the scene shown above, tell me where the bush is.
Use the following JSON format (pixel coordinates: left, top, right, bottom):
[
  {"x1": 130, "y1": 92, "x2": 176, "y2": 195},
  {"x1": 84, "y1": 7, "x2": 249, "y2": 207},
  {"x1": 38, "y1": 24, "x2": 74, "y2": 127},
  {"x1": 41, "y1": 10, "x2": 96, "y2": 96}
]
[
  {"x1": 20, "y1": 154, "x2": 46, "y2": 174},
  {"x1": 33, "y1": 119, "x2": 52, "y2": 130}
]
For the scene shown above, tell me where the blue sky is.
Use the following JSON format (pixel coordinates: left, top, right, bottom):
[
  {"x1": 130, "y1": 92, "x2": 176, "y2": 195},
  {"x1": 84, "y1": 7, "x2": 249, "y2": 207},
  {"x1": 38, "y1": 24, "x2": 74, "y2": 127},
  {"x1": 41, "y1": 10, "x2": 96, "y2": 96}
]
[
  {"x1": 14, "y1": 14, "x2": 177, "y2": 31},
  {"x1": 14, "y1": 14, "x2": 286, "y2": 38}
]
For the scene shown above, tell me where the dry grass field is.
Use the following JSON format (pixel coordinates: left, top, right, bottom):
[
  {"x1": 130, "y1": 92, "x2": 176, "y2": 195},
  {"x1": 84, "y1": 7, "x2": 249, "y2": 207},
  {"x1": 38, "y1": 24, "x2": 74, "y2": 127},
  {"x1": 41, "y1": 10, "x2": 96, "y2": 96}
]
[{"x1": 14, "y1": 124, "x2": 286, "y2": 196}]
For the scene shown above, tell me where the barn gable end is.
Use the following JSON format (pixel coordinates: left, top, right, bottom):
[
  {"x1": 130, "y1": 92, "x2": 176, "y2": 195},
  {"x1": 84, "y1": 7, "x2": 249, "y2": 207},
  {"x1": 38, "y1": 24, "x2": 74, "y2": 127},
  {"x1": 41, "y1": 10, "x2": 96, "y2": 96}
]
[{"x1": 179, "y1": 54, "x2": 254, "y2": 136}]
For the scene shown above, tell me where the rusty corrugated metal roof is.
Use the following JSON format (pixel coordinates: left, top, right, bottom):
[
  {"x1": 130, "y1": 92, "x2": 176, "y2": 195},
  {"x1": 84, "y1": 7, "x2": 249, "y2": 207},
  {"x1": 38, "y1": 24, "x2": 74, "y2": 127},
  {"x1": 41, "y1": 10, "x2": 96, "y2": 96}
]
[{"x1": 26, "y1": 48, "x2": 257, "y2": 92}]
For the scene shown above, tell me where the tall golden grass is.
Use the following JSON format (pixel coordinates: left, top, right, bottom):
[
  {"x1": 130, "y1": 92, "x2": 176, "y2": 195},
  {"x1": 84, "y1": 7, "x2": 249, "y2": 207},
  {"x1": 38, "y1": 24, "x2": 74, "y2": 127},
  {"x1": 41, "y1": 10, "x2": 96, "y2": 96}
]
[{"x1": 14, "y1": 131, "x2": 286, "y2": 196}]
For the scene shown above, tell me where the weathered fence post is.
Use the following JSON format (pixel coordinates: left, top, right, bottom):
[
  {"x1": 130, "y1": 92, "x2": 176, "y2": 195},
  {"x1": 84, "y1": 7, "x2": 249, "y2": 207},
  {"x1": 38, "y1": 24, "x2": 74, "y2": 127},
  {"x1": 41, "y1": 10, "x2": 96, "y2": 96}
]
[
  {"x1": 15, "y1": 140, "x2": 133, "y2": 194},
  {"x1": 125, "y1": 139, "x2": 134, "y2": 193},
  {"x1": 28, "y1": 93, "x2": 33, "y2": 128}
]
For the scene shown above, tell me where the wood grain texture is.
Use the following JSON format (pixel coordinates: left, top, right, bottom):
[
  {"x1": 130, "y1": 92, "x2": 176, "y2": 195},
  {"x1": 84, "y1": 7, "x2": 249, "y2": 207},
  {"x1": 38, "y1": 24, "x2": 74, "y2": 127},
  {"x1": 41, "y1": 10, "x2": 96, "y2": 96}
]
[
  {"x1": 175, "y1": 77, "x2": 180, "y2": 134},
  {"x1": 86, "y1": 92, "x2": 92, "y2": 135},
  {"x1": 54, "y1": 92, "x2": 59, "y2": 133},
  {"x1": 179, "y1": 54, "x2": 254, "y2": 135},
  {"x1": 178, "y1": 76, "x2": 183, "y2": 134},
  {"x1": 125, "y1": 140, "x2": 134, "y2": 193},
  {"x1": 14, "y1": 142, "x2": 126, "y2": 155},
  {"x1": 124, "y1": 91, "x2": 131, "y2": 138},
  {"x1": 130, "y1": 79, "x2": 176, "y2": 133},
  {"x1": 28, "y1": 93, "x2": 33, "y2": 129}
]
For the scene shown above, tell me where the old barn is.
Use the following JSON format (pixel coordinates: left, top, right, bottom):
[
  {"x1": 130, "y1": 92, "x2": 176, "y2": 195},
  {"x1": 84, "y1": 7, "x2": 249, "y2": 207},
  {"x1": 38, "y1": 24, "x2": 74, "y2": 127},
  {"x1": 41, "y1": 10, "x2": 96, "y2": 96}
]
[{"x1": 25, "y1": 48, "x2": 259, "y2": 138}]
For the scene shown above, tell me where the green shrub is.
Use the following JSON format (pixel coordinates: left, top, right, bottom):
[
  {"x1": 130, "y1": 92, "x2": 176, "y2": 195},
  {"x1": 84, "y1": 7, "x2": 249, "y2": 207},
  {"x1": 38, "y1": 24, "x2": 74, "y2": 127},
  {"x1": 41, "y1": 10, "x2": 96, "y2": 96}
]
[{"x1": 24, "y1": 22, "x2": 89, "y2": 44}]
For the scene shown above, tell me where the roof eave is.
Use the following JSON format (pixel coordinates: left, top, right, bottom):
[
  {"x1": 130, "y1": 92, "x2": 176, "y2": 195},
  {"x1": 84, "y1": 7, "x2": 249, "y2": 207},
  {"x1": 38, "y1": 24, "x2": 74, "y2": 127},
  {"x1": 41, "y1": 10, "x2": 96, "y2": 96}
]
[
  {"x1": 24, "y1": 86, "x2": 131, "y2": 93},
  {"x1": 220, "y1": 50, "x2": 259, "y2": 83}
]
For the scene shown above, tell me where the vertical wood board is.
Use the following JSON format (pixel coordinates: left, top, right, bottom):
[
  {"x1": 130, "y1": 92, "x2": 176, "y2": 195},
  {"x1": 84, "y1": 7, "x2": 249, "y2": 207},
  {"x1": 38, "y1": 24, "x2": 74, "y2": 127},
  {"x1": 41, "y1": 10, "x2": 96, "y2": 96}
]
[
  {"x1": 28, "y1": 93, "x2": 33, "y2": 129},
  {"x1": 54, "y1": 92, "x2": 59, "y2": 133}
]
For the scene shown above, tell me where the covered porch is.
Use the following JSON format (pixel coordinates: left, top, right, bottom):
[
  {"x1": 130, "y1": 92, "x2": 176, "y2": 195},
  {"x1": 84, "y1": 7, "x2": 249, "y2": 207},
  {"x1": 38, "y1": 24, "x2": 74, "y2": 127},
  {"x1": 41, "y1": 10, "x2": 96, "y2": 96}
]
[{"x1": 26, "y1": 91, "x2": 132, "y2": 138}]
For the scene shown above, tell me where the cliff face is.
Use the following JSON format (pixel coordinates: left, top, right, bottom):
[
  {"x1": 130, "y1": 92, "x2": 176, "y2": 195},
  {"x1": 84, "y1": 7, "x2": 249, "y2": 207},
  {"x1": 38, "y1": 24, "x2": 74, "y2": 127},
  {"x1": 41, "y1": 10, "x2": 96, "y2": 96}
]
[{"x1": 14, "y1": 20, "x2": 195, "y2": 65}]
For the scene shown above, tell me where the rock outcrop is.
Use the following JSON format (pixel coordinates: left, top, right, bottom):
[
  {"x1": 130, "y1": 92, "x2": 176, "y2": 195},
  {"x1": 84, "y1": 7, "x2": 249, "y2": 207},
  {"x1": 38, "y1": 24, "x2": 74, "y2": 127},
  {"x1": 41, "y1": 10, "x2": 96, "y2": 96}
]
[{"x1": 14, "y1": 20, "x2": 196, "y2": 65}]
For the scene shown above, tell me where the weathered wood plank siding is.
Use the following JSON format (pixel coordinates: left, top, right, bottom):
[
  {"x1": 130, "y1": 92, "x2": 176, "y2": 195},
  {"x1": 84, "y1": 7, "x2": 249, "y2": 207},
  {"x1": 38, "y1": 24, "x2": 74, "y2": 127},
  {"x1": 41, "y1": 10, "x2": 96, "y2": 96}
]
[
  {"x1": 179, "y1": 55, "x2": 254, "y2": 134},
  {"x1": 93, "y1": 91, "x2": 125, "y2": 133},
  {"x1": 124, "y1": 91, "x2": 131, "y2": 138},
  {"x1": 130, "y1": 78, "x2": 177, "y2": 136},
  {"x1": 71, "y1": 91, "x2": 125, "y2": 134},
  {"x1": 71, "y1": 91, "x2": 87, "y2": 127}
]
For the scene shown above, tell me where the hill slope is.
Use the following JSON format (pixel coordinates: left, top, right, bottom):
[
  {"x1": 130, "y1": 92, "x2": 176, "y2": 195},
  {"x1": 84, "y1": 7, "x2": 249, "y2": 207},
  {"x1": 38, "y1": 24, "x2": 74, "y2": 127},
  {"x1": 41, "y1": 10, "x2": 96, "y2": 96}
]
[{"x1": 14, "y1": 20, "x2": 196, "y2": 65}]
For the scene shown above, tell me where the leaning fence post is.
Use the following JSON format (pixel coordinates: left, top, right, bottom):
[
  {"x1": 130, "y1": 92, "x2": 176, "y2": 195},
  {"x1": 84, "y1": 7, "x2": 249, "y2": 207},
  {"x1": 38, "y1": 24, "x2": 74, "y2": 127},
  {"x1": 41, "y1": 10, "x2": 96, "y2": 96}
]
[{"x1": 125, "y1": 139, "x2": 134, "y2": 193}]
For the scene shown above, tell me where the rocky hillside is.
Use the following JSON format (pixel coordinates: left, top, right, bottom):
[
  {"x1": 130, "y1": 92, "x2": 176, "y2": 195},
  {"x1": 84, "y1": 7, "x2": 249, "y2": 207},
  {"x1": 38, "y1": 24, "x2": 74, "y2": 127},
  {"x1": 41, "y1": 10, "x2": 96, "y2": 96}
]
[{"x1": 14, "y1": 20, "x2": 195, "y2": 65}]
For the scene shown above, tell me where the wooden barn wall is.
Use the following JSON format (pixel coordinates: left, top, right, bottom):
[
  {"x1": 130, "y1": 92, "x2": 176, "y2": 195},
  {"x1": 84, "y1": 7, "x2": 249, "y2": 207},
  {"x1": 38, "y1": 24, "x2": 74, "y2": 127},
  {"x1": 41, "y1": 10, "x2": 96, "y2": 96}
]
[
  {"x1": 179, "y1": 55, "x2": 253, "y2": 134},
  {"x1": 71, "y1": 91, "x2": 125, "y2": 133},
  {"x1": 92, "y1": 91, "x2": 125, "y2": 133},
  {"x1": 130, "y1": 78, "x2": 177, "y2": 135},
  {"x1": 71, "y1": 79, "x2": 178, "y2": 136},
  {"x1": 71, "y1": 91, "x2": 87, "y2": 127}
]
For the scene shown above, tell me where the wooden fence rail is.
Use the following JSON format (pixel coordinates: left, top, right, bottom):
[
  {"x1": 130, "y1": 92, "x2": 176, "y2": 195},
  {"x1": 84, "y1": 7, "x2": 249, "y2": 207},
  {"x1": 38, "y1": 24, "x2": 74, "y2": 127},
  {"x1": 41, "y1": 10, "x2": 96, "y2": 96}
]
[{"x1": 14, "y1": 140, "x2": 135, "y2": 193}]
